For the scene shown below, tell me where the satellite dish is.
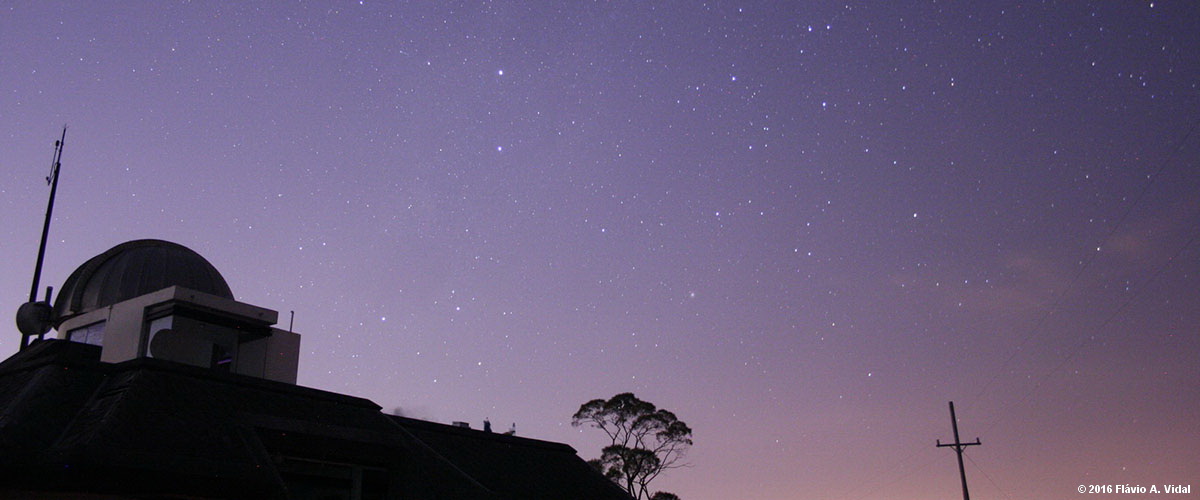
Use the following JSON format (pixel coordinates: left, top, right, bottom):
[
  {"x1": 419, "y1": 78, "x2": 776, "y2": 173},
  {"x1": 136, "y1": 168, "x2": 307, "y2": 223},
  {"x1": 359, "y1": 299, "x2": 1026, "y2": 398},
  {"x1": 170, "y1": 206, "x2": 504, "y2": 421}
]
[{"x1": 16, "y1": 301, "x2": 53, "y2": 337}]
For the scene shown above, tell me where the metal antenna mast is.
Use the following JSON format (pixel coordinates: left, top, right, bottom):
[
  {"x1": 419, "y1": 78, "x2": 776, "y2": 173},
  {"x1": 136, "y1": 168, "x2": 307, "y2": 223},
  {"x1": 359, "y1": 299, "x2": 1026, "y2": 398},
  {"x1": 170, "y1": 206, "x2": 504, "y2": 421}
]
[
  {"x1": 19, "y1": 127, "x2": 66, "y2": 350},
  {"x1": 936, "y1": 401, "x2": 981, "y2": 500},
  {"x1": 30, "y1": 127, "x2": 66, "y2": 303}
]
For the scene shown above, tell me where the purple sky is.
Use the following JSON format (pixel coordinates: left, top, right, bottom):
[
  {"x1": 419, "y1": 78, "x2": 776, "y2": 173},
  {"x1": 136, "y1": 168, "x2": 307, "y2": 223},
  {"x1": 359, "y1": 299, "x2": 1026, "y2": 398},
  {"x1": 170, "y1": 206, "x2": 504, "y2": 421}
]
[{"x1": 3, "y1": 2, "x2": 1198, "y2": 499}]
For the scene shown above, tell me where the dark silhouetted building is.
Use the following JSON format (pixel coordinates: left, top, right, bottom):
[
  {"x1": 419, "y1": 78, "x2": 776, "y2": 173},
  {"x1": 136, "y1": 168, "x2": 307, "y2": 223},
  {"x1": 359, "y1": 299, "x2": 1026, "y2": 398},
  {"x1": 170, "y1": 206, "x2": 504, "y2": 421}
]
[{"x1": 0, "y1": 239, "x2": 631, "y2": 500}]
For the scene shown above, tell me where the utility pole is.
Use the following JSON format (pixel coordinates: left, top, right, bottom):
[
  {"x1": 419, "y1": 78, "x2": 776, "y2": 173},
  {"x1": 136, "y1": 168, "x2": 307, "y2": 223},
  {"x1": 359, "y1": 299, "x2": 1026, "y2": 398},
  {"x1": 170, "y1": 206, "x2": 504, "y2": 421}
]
[{"x1": 936, "y1": 401, "x2": 980, "y2": 500}]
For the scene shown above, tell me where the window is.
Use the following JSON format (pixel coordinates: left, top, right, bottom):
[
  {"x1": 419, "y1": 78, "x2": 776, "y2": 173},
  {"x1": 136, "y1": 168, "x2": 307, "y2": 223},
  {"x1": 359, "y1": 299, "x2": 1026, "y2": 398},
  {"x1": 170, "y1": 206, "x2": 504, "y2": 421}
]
[
  {"x1": 145, "y1": 314, "x2": 239, "y2": 371},
  {"x1": 68, "y1": 321, "x2": 106, "y2": 346}
]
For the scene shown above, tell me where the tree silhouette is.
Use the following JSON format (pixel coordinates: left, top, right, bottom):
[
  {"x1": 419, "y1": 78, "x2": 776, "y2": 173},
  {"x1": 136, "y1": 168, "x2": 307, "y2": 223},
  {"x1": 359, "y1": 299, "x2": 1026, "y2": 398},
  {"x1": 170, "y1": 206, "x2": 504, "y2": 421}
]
[{"x1": 572, "y1": 393, "x2": 692, "y2": 500}]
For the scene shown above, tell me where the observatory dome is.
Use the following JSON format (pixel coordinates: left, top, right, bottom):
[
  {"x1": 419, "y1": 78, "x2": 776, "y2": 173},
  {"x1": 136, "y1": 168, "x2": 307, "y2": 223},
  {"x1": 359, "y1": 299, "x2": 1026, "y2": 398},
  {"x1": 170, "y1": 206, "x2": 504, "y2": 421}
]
[{"x1": 52, "y1": 239, "x2": 233, "y2": 326}]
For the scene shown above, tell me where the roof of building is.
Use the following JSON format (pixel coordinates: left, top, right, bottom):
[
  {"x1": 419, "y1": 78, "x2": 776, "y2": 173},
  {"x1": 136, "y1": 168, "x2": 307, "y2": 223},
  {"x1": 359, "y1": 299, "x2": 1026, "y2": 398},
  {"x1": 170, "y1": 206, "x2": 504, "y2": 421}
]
[
  {"x1": 52, "y1": 239, "x2": 234, "y2": 326},
  {"x1": 0, "y1": 339, "x2": 632, "y2": 500}
]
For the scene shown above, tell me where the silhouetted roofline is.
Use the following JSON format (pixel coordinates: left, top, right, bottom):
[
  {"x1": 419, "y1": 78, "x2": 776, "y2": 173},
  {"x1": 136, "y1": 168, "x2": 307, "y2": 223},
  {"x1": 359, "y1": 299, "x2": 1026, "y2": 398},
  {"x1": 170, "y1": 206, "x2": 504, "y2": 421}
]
[
  {"x1": 388, "y1": 414, "x2": 578, "y2": 453},
  {"x1": 0, "y1": 340, "x2": 634, "y2": 500}
]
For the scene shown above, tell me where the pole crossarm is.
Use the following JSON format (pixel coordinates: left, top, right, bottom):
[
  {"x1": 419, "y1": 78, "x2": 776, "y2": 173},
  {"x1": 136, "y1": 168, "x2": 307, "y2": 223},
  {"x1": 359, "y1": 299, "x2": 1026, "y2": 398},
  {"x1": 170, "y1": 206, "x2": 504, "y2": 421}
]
[{"x1": 936, "y1": 401, "x2": 981, "y2": 500}]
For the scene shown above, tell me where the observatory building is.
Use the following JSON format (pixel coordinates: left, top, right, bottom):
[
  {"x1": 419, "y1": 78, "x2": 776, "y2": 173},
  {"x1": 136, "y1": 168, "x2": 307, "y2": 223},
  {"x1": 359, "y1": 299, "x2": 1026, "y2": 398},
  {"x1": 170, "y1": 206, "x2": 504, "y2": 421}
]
[
  {"x1": 51, "y1": 239, "x2": 300, "y2": 382},
  {"x1": 0, "y1": 239, "x2": 632, "y2": 500}
]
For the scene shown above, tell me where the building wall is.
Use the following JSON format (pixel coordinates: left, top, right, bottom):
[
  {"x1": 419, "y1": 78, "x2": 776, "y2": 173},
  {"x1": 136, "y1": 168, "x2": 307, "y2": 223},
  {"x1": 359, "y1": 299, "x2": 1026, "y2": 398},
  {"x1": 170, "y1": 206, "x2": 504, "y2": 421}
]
[{"x1": 54, "y1": 286, "x2": 299, "y2": 383}]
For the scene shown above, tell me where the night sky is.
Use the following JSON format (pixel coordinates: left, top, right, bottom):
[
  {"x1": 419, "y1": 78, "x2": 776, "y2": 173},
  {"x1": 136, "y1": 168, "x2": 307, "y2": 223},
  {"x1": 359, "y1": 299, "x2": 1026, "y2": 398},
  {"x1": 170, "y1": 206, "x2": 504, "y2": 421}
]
[{"x1": 3, "y1": 2, "x2": 1198, "y2": 499}]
